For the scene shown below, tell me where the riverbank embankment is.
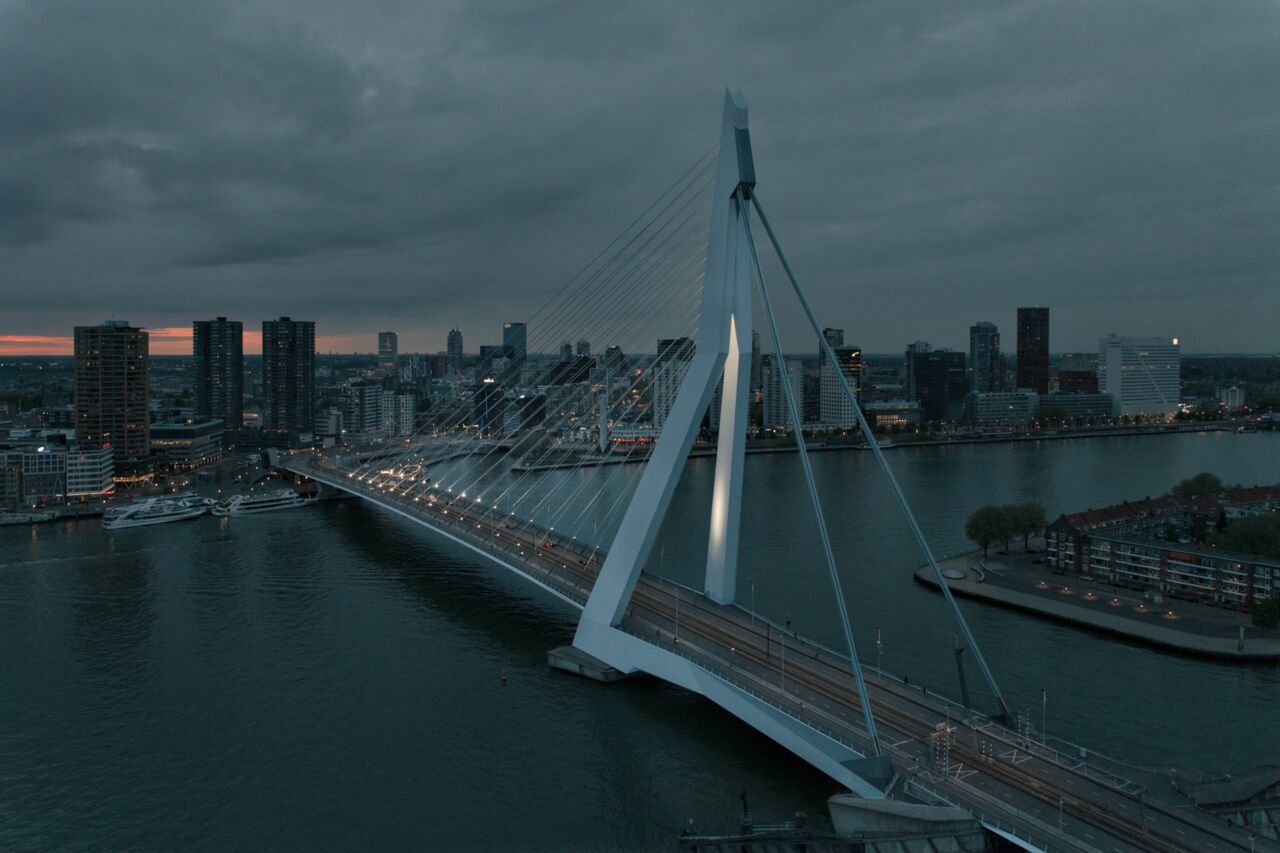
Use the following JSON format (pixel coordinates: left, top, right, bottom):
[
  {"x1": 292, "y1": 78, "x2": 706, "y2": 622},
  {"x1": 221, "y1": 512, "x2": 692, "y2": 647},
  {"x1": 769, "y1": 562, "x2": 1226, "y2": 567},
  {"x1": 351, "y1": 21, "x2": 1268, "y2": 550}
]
[{"x1": 916, "y1": 550, "x2": 1280, "y2": 662}]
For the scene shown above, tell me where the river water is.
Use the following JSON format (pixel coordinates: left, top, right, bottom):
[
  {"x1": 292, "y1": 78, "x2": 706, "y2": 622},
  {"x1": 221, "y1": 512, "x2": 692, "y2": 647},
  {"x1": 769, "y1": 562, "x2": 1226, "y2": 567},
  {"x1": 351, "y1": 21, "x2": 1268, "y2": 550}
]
[{"x1": 1, "y1": 431, "x2": 1277, "y2": 850}]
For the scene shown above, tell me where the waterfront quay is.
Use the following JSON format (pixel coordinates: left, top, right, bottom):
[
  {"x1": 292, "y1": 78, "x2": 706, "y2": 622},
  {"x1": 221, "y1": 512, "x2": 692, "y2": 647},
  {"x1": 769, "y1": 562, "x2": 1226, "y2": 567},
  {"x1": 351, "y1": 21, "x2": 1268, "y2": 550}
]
[
  {"x1": 283, "y1": 450, "x2": 1270, "y2": 852},
  {"x1": 918, "y1": 549, "x2": 1280, "y2": 661}
]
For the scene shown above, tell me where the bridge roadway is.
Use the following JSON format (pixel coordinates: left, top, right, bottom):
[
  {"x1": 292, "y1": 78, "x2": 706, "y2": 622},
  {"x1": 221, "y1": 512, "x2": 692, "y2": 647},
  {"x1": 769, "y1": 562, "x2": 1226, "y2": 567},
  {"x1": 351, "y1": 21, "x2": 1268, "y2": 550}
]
[{"x1": 284, "y1": 450, "x2": 1270, "y2": 853}]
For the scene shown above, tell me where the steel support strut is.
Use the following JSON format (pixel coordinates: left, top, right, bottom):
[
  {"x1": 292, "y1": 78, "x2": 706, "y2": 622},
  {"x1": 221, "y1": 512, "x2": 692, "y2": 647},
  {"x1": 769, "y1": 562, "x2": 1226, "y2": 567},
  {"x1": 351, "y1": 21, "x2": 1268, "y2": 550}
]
[
  {"x1": 737, "y1": 191, "x2": 882, "y2": 757},
  {"x1": 748, "y1": 191, "x2": 1012, "y2": 722}
]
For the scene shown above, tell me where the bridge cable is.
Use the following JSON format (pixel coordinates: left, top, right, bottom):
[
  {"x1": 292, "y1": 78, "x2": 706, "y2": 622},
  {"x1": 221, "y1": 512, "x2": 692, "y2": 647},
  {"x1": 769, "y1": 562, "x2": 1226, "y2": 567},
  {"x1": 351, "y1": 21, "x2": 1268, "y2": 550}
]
[
  {"x1": 430, "y1": 216, "x2": 709, "y2": 507},
  {"x1": 415, "y1": 163, "x2": 714, "y2": 491},
  {"x1": 347, "y1": 160, "x2": 713, "y2": 486},
  {"x1": 749, "y1": 191, "x2": 1012, "y2": 722},
  {"x1": 738, "y1": 190, "x2": 883, "y2": 757}
]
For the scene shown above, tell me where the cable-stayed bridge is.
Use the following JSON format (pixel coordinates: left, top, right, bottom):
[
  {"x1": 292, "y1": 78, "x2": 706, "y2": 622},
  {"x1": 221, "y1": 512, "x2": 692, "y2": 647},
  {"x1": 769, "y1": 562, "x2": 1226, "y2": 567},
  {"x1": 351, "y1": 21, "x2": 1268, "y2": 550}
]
[{"x1": 276, "y1": 93, "x2": 1270, "y2": 853}]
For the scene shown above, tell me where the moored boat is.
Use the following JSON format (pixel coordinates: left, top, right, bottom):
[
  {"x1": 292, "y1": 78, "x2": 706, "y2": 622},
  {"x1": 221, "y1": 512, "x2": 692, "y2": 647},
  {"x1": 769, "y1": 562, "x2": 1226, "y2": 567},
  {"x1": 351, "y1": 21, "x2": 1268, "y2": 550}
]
[
  {"x1": 103, "y1": 498, "x2": 208, "y2": 529},
  {"x1": 212, "y1": 489, "x2": 311, "y2": 517}
]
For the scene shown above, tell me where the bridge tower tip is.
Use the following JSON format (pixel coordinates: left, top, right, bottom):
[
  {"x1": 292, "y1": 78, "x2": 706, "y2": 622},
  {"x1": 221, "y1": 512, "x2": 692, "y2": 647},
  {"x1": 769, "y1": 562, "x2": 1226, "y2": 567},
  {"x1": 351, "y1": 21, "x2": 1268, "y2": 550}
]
[{"x1": 722, "y1": 89, "x2": 749, "y2": 126}]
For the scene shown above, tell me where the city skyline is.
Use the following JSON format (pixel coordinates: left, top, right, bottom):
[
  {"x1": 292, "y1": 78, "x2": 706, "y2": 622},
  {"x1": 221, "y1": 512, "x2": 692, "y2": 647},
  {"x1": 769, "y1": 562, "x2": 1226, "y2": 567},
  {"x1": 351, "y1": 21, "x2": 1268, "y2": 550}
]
[
  {"x1": 0, "y1": 320, "x2": 1239, "y2": 358},
  {"x1": 3, "y1": 5, "x2": 1279, "y2": 355},
  {"x1": 4, "y1": 63, "x2": 1278, "y2": 850}
]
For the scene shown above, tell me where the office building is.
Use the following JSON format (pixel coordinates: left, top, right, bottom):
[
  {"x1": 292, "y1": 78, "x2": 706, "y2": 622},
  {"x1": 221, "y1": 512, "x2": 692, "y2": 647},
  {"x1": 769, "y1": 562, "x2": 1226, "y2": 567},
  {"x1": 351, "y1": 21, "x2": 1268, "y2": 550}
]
[
  {"x1": 1098, "y1": 335, "x2": 1180, "y2": 417},
  {"x1": 0, "y1": 462, "x2": 20, "y2": 511},
  {"x1": 66, "y1": 444, "x2": 114, "y2": 500},
  {"x1": 576, "y1": 339, "x2": 591, "y2": 357},
  {"x1": 1057, "y1": 354, "x2": 1099, "y2": 393},
  {"x1": 761, "y1": 354, "x2": 806, "y2": 430},
  {"x1": 656, "y1": 337, "x2": 695, "y2": 363},
  {"x1": 1037, "y1": 393, "x2": 1115, "y2": 420},
  {"x1": 818, "y1": 327, "x2": 844, "y2": 366},
  {"x1": 74, "y1": 320, "x2": 151, "y2": 477},
  {"x1": 150, "y1": 420, "x2": 224, "y2": 469},
  {"x1": 472, "y1": 378, "x2": 505, "y2": 436},
  {"x1": 342, "y1": 380, "x2": 383, "y2": 437},
  {"x1": 194, "y1": 317, "x2": 244, "y2": 430},
  {"x1": 603, "y1": 345, "x2": 626, "y2": 374},
  {"x1": 383, "y1": 388, "x2": 416, "y2": 437},
  {"x1": 652, "y1": 337, "x2": 694, "y2": 430},
  {"x1": 969, "y1": 322, "x2": 1001, "y2": 393},
  {"x1": 316, "y1": 407, "x2": 342, "y2": 446},
  {"x1": 427, "y1": 354, "x2": 449, "y2": 379},
  {"x1": 515, "y1": 393, "x2": 547, "y2": 431},
  {"x1": 41, "y1": 404, "x2": 75, "y2": 430},
  {"x1": 1218, "y1": 386, "x2": 1245, "y2": 412},
  {"x1": 863, "y1": 400, "x2": 921, "y2": 431},
  {"x1": 908, "y1": 349, "x2": 967, "y2": 423},
  {"x1": 904, "y1": 341, "x2": 932, "y2": 399},
  {"x1": 965, "y1": 390, "x2": 1039, "y2": 427},
  {"x1": 0, "y1": 444, "x2": 66, "y2": 505},
  {"x1": 550, "y1": 354, "x2": 595, "y2": 385},
  {"x1": 1016, "y1": 307, "x2": 1050, "y2": 393},
  {"x1": 478, "y1": 345, "x2": 507, "y2": 378},
  {"x1": 262, "y1": 317, "x2": 316, "y2": 435},
  {"x1": 447, "y1": 328, "x2": 464, "y2": 373},
  {"x1": 378, "y1": 331, "x2": 398, "y2": 376},
  {"x1": 503, "y1": 322, "x2": 527, "y2": 369},
  {"x1": 819, "y1": 345, "x2": 862, "y2": 428}
]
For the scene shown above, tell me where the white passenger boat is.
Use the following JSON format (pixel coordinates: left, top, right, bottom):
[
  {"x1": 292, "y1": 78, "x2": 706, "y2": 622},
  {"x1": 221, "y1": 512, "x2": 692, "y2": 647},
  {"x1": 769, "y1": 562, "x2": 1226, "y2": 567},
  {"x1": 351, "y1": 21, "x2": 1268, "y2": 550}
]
[
  {"x1": 212, "y1": 489, "x2": 310, "y2": 517},
  {"x1": 102, "y1": 497, "x2": 208, "y2": 529}
]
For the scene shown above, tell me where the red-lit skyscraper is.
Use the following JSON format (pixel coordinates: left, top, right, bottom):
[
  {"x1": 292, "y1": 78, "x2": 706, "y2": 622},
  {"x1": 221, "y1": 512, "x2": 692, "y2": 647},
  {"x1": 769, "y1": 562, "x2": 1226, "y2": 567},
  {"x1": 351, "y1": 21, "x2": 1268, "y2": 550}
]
[
  {"x1": 1016, "y1": 307, "x2": 1050, "y2": 394},
  {"x1": 74, "y1": 320, "x2": 151, "y2": 478}
]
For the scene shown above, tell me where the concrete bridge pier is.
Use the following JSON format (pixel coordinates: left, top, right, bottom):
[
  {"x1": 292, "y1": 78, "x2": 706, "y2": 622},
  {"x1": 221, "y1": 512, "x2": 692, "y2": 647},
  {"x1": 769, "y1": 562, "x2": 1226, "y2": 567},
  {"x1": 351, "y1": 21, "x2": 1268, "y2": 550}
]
[{"x1": 547, "y1": 646, "x2": 633, "y2": 683}]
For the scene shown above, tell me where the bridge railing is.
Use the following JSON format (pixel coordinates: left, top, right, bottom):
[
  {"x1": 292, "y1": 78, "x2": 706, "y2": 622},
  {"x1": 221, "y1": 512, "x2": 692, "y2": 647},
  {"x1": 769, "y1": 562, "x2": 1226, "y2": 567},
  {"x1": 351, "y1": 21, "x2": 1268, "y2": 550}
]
[
  {"x1": 903, "y1": 776, "x2": 1063, "y2": 853},
  {"x1": 294, "y1": 454, "x2": 1153, "y2": 827},
  {"x1": 738, "y1": 605, "x2": 1147, "y2": 799},
  {"x1": 612, "y1": 619, "x2": 871, "y2": 758}
]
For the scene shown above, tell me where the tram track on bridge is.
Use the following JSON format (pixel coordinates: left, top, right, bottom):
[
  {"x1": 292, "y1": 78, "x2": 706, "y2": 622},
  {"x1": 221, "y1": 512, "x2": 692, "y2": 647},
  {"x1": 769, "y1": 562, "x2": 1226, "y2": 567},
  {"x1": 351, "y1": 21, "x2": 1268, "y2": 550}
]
[
  {"x1": 628, "y1": 586, "x2": 1250, "y2": 853},
  {"x1": 298, "y1": 460, "x2": 1266, "y2": 852}
]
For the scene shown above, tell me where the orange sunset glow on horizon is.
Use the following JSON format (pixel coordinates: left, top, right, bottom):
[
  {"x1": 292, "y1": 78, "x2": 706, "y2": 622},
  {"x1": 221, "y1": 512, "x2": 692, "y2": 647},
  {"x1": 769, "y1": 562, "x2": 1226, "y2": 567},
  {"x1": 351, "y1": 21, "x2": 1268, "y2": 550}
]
[{"x1": 0, "y1": 328, "x2": 373, "y2": 356}]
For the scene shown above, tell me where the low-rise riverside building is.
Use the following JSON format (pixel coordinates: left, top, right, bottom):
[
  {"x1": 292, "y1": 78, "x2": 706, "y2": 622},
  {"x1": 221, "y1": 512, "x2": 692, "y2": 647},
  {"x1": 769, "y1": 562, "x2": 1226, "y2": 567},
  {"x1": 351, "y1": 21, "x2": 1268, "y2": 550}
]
[
  {"x1": 964, "y1": 390, "x2": 1039, "y2": 426},
  {"x1": 0, "y1": 444, "x2": 66, "y2": 506},
  {"x1": 66, "y1": 444, "x2": 114, "y2": 500},
  {"x1": 1046, "y1": 486, "x2": 1280, "y2": 611},
  {"x1": 1037, "y1": 392, "x2": 1115, "y2": 420},
  {"x1": 150, "y1": 419, "x2": 224, "y2": 469},
  {"x1": 863, "y1": 399, "x2": 921, "y2": 430},
  {"x1": 1081, "y1": 536, "x2": 1276, "y2": 610}
]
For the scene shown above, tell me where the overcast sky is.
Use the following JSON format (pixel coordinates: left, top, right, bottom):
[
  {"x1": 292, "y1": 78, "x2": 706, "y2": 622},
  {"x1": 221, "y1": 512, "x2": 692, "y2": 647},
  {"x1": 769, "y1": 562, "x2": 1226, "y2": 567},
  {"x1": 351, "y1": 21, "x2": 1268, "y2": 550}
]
[{"x1": 3, "y1": 0, "x2": 1278, "y2": 356}]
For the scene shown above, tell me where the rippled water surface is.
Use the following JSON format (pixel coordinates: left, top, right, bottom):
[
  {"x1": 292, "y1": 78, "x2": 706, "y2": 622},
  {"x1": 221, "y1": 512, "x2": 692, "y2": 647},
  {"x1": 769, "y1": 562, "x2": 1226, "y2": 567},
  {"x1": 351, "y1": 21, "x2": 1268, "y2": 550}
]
[{"x1": 1, "y1": 432, "x2": 1277, "y2": 850}]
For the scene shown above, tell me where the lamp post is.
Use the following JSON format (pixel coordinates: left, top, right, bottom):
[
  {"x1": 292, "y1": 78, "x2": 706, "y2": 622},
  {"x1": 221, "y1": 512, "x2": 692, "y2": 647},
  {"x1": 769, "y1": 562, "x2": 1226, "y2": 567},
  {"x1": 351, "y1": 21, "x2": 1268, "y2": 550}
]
[
  {"x1": 1042, "y1": 688, "x2": 1048, "y2": 746},
  {"x1": 781, "y1": 616, "x2": 791, "y2": 693},
  {"x1": 876, "y1": 627, "x2": 883, "y2": 674},
  {"x1": 750, "y1": 579, "x2": 756, "y2": 628},
  {"x1": 674, "y1": 584, "x2": 680, "y2": 647}
]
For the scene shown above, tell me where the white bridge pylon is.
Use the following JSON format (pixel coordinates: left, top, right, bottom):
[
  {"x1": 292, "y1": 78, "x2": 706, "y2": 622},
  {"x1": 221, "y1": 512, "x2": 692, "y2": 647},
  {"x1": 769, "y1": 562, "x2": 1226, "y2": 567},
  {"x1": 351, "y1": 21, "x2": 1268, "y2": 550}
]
[
  {"x1": 579, "y1": 91, "x2": 755, "y2": 632},
  {"x1": 573, "y1": 90, "x2": 1009, "y2": 795},
  {"x1": 572, "y1": 91, "x2": 893, "y2": 795}
]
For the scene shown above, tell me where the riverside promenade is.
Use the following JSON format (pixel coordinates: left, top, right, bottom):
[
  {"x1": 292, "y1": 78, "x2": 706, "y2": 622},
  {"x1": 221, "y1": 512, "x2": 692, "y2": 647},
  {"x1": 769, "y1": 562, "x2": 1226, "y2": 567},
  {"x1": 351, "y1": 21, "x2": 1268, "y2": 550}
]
[{"x1": 916, "y1": 547, "x2": 1280, "y2": 661}]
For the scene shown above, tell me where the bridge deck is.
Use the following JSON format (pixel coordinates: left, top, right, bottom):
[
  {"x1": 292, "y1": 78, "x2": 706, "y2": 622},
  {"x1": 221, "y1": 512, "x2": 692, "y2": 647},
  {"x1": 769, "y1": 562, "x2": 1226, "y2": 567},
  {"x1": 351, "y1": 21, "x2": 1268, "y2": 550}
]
[{"x1": 284, "y1": 450, "x2": 1270, "y2": 853}]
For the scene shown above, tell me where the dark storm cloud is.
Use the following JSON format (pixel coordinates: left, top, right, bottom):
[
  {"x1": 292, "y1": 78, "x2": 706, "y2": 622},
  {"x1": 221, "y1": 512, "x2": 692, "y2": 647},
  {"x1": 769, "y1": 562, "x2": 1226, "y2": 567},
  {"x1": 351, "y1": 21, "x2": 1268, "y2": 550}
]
[{"x1": 2, "y1": 0, "x2": 1278, "y2": 352}]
